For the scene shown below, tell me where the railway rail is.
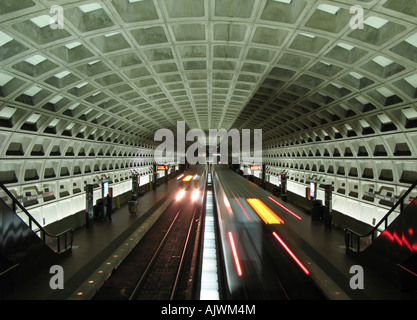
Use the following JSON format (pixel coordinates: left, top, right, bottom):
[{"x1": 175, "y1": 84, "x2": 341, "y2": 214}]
[
  {"x1": 94, "y1": 166, "x2": 206, "y2": 300},
  {"x1": 128, "y1": 203, "x2": 198, "y2": 300}
]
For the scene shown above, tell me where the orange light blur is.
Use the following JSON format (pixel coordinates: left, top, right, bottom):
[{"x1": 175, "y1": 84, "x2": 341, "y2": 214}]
[
  {"x1": 246, "y1": 198, "x2": 284, "y2": 224},
  {"x1": 182, "y1": 175, "x2": 193, "y2": 182},
  {"x1": 228, "y1": 231, "x2": 243, "y2": 277}
]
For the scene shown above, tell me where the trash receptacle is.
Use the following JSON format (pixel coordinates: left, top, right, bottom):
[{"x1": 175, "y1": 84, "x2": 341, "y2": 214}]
[
  {"x1": 311, "y1": 199, "x2": 323, "y2": 220},
  {"x1": 128, "y1": 200, "x2": 138, "y2": 214}
]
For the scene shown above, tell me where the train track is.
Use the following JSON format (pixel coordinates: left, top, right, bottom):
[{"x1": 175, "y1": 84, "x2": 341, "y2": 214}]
[
  {"x1": 93, "y1": 189, "x2": 202, "y2": 300},
  {"x1": 128, "y1": 202, "x2": 198, "y2": 300}
]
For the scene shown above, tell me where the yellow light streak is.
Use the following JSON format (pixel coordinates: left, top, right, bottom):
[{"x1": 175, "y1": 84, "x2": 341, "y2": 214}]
[
  {"x1": 182, "y1": 175, "x2": 193, "y2": 182},
  {"x1": 246, "y1": 198, "x2": 284, "y2": 224}
]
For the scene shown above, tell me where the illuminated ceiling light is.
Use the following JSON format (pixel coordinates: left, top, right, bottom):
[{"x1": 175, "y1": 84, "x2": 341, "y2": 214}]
[
  {"x1": 25, "y1": 113, "x2": 41, "y2": 124},
  {"x1": 49, "y1": 95, "x2": 63, "y2": 104},
  {"x1": 300, "y1": 32, "x2": 316, "y2": 39},
  {"x1": 349, "y1": 72, "x2": 364, "y2": 80},
  {"x1": 25, "y1": 54, "x2": 46, "y2": 65},
  {"x1": 317, "y1": 4, "x2": 340, "y2": 15},
  {"x1": 65, "y1": 42, "x2": 82, "y2": 49},
  {"x1": 405, "y1": 32, "x2": 417, "y2": 48},
  {"x1": 337, "y1": 43, "x2": 354, "y2": 51},
  {"x1": 404, "y1": 74, "x2": 417, "y2": 87},
  {"x1": 376, "y1": 87, "x2": 395, "y2": 98},
  {"x1": 0, "y1": 73, "x2": 13, "y2": 86},
  {"x1": 105, "y1": 32, "x2": 120, "y2": 37},
  {"x1": 272, "y1": 232, "x2": 309, "y2": 275},
  {"x1": 23, "y1": 86, "x2": 42, "y2": 97},
  {"x1": 364, "y1": 16, "x2": 388, "y2": 29},
  {"x1": 79, "y1": 3, "x2": 102, "y2": 13},
  {"x1": 30, "y1": 15, "x2": 52, "y2": 28},
  {"x1": 247, "y1": 198, "x2": 284, "y2": 224},
  {"x1": 55, "y1": 71, "x2": 70, "y2": 79},
  {"x1": 372, "y1": 56, "x2": 393, "y2": 67},
  {"x1": 0, "y1": 31, "x2": 13, "y2": 46},
  {"x1": 0, "y1": 106, "x2": 16, "y2": 120}
]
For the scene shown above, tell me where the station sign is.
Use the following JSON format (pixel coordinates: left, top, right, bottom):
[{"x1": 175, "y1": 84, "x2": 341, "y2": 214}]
[{"x1": 157, "y1": 165, "x2": 168, "y2": 171}]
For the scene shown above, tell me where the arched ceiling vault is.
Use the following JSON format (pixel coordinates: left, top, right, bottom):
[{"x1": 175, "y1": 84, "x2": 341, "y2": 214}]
[{"x1": 0, "y1": 0, "x2": 416, "y2": 178}]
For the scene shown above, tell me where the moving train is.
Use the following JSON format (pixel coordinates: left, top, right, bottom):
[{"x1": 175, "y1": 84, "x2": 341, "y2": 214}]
[{"x1": 211, "y1": 165, "x2": 322, "y2": 299}]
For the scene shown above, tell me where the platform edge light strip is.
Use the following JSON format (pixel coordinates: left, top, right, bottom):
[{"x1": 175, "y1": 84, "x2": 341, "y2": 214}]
[
  {"x1": 200, "y1": 187, "x2": 220, "y2": 299},
  {"x1": 246, "y1": 198, "x2": 284, "y2": 224}
]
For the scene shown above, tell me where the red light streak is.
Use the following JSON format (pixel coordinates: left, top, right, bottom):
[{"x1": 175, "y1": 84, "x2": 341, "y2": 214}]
[
  {"x1": 272, "y1": 231, "x2": 310, "y2": 275},
  {"x1": 228, "y1": 231, "x2": 243, "y2": 277},
  {"x1": 268, "y1": 196, "x2": 302, "y2": 220},
  {"x1": 235, "y1": 196, "x2": 250, "y2": 220},
  {"x1": 397, "y1": 264, "x2": 417, "y2": 278},
  {"x1": 381, "y1": 230, "x2": 416, "y2": 252}
]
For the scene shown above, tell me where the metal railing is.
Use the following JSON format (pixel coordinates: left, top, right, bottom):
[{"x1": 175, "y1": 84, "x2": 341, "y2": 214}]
[
  {"x1": 0, "y1": 183, "x2": 73, "y2": 254},
  {"x1": 345, "y1": 180, "x2": 417, "y2": 253}
]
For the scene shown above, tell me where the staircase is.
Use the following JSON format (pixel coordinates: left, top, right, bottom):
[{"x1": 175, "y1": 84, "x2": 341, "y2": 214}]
[
  {"x1": 0, "y1": 183, "x2": 73, "y2": 296},
  {"x1": 345, "y1": 180, "x2": 417, "y2": 291}
]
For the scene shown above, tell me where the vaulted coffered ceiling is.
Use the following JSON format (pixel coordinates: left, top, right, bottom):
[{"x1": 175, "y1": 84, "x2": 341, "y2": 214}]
[{"x1": 0, "y1": 0, "x2": 416, "y2": 147}]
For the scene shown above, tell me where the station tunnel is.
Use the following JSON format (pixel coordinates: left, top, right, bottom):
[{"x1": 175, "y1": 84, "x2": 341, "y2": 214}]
[{"x1": 0, "y1": 0, "x2": 417, "y2": 301}]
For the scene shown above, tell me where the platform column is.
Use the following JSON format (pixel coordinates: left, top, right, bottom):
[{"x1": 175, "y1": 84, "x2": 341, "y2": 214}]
[
  {"x1": 324, "y1": 184, "x2": 333, "y2": 228},
  {"x1": 101, "y1": 181, "x2": 108, "y2": 220},
  {"x1": 152, "y1": 163, "x2": 157, "y2": 190},
  {"x1": 85, "y1": 184, "x2": 94, "y2": 229},
  {"x1": 281, "y1": 174, "x2": 287, "y2": 202}
]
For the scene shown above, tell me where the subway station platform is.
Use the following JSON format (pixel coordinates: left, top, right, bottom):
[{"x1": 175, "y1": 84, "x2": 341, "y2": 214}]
[
  {"x1": 263, "y1": 198, "x2": 413, "y2": 300},
  {"x1": 6, "y1": 177, "x2": 179, "y2": 300},
  {"x1": 4, "y1": 171, "x2": 414, "y2": 300}
]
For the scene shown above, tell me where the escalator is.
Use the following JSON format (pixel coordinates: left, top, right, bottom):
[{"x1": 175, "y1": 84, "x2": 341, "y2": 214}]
[
  {"x1": 0, "y1": 183, "x2": 73, "y2": 297},
  {"x1": 345, "y1": 181, "x2": 417, "y2": 292}
]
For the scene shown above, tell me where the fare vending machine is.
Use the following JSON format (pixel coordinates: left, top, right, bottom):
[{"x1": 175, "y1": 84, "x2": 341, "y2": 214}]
[
  {"x1": 324, "y1": 184, "x2": 333, "y2": 228},
  {"x1": 281, "y1": 174, "x2": 287, "y2": 202},
  {"x1": 86, "y1": 184, "x2": 94, "y2": 229}
]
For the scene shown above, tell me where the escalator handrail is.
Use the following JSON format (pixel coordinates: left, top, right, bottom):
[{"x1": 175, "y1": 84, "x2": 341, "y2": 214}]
[
  {"x1": 345, "y1": 180, "x2": 417, "y2": 252},
  {"x1": 0, "y1": 183, "x2": 73, "y2": 253}
]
